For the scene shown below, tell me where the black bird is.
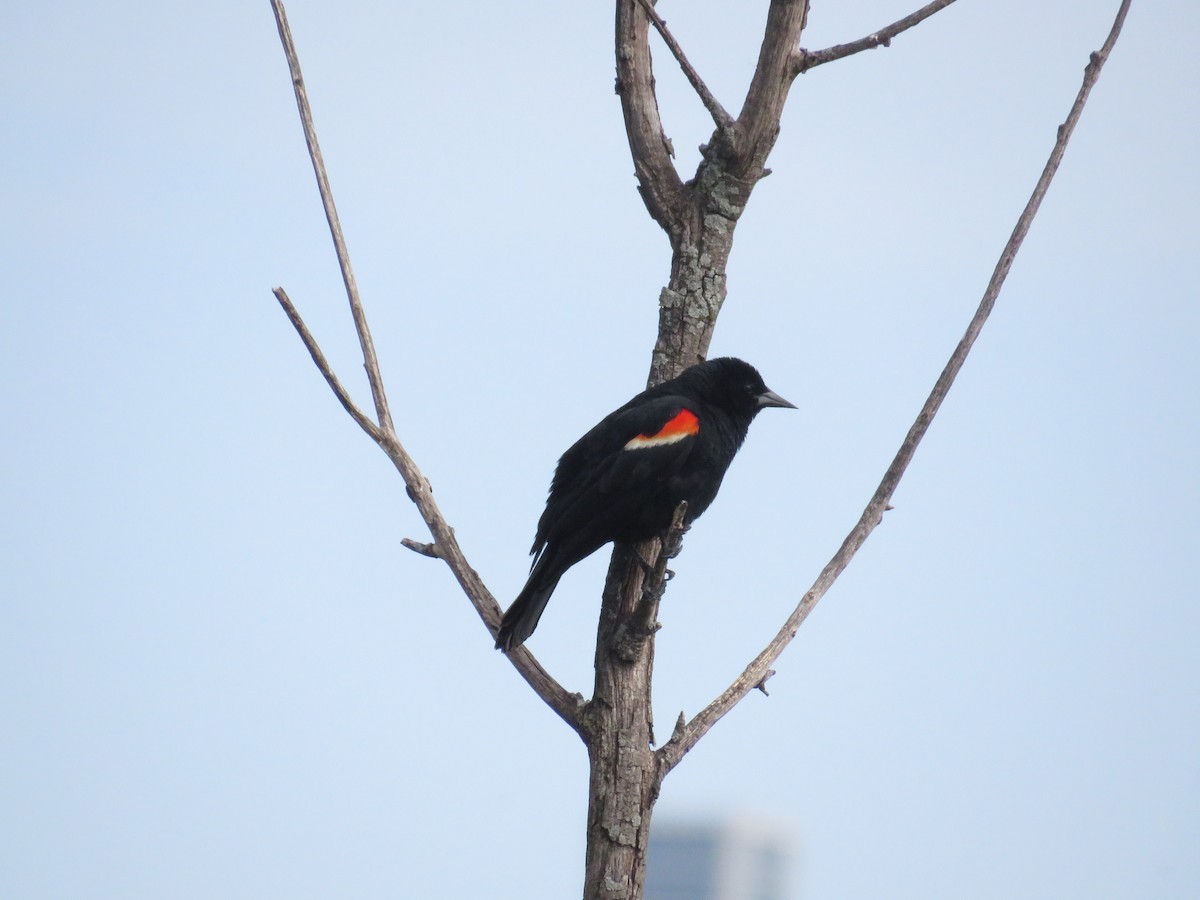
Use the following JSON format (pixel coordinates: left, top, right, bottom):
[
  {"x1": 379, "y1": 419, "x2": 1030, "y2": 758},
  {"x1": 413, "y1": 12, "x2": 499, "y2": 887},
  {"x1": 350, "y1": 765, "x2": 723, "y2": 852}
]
[{"x1": 496, "y1": 357, "x2": 794, "y2": 652}]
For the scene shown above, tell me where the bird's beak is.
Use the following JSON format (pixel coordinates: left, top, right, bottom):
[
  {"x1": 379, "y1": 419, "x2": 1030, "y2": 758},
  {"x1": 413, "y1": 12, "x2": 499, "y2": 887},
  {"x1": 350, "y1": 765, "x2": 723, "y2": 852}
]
[{"x1": 757, "y1": 389, "x2": 796, "y2": 409}]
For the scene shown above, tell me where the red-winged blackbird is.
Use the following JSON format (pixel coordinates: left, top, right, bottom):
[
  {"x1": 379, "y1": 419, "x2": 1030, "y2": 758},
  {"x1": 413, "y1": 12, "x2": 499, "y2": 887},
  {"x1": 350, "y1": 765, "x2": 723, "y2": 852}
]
[{"x1": 496, "y1": 357, "x2": 794, "y2": 652}]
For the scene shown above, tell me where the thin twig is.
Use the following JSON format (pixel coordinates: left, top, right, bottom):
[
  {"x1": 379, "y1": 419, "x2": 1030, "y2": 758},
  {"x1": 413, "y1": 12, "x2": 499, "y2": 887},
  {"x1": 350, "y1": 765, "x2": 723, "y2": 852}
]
[
  {"x1": 270, "y1": 0, "x2": 394, "y2": 435},
  {"x1": 795, "y1": 0, "x2": 959, "y2": 73},
  {"x1": 269, "y1": 0, "x2": 587, "y2": 738},
  {"x1": 400, "y1": 537, "x2": 442, "y2": 559},
  {"x1": 634, "y1": 0, "x2": 734, "y2": 132},
  {"x1": 273, "y1": 287, "x2": 383, "y2": 443},
  {"x1": 658, "y1": 0, "x2": 1133, "y2": 775}
]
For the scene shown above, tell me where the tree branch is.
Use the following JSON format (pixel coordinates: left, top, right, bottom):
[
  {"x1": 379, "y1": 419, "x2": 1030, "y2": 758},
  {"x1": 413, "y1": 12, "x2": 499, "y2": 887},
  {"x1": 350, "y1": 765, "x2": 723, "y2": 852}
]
[
  {"x1": 615, "y1": 0, "x2": 687, "y2": 234},
  {"x1": 658, "y1": 0, "x2": 1134, "y2": 774},
  {"x1": 270, "y1": 0, "x2": 394, "y2": 435},
  {"x1": 273, "y1": 286, "x2": 383, "y2": 443},
  {"x1": 730, "y1": 0, "x2": 810, "y2": 179},
  {"x1": 269, "y1": 0, "x2": 587, "y2": 738},
  {"x1": 795, "y1": 0, "x2": 959, "y2": 73},
  {"x1": 634, "y1": 0, "x2": 733, "y2": 132}
]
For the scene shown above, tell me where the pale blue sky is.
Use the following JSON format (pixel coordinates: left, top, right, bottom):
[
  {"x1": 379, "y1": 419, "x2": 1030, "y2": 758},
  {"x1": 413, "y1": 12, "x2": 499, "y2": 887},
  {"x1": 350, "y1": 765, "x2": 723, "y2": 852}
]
[{"x1": 2, "y1": 2, "x2": 1197, "y2": 898}]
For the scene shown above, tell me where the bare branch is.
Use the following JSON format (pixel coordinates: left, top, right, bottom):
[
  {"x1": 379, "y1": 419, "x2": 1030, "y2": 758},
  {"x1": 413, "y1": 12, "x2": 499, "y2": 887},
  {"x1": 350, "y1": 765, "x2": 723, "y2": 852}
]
[
  {"x1": 273, "y1": 287, "x2": 383, "y2": 443},
  {"x1": 615, "y1": 0, "x2": 687, "y2": 233},
  {"x1": 269, "y1": 0, "x2": 394, "y2": 435},
  {"x1": 658, "y1": 0, "x2": 1134, "y2": 774},
  {"x1": 730, "y1": 0, "x2": 810, "y2": 179},
  {"x1": 376, "y1": 418, "x2": 586, "y2": 735},
  {"x1": 634, "y1": 0, "x2": 734, "y2": 132},
  {"x1": 795, "y1": 0, "x2": 958, "y2": 73},
  {"x1": 269, "y1": 0, "x2": 587, "y2": 738}
]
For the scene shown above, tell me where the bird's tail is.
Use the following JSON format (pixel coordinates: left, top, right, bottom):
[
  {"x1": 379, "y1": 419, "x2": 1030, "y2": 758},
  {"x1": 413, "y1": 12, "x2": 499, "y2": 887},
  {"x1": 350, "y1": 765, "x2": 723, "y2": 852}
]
[{"x1": 495, "y1": 556, "x2": 562, "y2": 653}]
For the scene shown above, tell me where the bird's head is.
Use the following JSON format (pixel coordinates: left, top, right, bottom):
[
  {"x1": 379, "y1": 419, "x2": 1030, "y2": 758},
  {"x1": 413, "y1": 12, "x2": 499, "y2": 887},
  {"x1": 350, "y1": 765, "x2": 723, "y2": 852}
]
[{"x1": 685, "y1": 357, "x2": 796, "y2": 420}]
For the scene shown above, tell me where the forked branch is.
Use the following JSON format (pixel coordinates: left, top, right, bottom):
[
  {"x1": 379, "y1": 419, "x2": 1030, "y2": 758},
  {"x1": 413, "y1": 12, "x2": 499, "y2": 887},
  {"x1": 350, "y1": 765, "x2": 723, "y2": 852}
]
[
  {"x1": 273, "y1": 287, "x2": 383, "y2": 443},
  {"x1": 634, "y1": 0, "x2": 733, "y2": 131},
  {"x1": 270, "y1": 0, "x2": 393, "y2": 434},
  {"x1": 268, "y1": 0, "x2": 585, "y2": 737},
  {"x1": 658, "y1": 0, "x2": 1134, "y2": 774}
]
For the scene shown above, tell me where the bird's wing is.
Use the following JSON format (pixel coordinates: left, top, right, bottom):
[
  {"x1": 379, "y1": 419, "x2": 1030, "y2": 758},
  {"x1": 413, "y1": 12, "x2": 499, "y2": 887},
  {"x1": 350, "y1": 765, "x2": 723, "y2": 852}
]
[
  {"x1": 531, "y1": 395, "x2": 699, "y2": 557},
  {"x1": 549, "y1": 395, "x2": 698, "y2": 496}
]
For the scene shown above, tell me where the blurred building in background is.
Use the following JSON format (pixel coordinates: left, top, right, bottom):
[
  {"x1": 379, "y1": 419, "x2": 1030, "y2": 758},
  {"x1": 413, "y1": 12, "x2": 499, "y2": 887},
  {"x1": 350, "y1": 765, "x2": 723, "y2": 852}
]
[{"x1": 646, "y1": 814, "x2": 800, "y2": 900}]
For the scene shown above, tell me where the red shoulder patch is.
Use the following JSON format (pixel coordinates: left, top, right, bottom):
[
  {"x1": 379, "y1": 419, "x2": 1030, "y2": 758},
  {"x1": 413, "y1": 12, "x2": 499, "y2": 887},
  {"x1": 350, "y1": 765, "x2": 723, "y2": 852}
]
[{"x1": 624, "y1": 408, "x2": 699, "y2": 450}]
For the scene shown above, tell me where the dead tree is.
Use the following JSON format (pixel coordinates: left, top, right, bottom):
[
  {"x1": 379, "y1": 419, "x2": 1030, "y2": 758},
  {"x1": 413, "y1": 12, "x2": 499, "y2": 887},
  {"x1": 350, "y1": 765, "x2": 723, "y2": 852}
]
[{"x1": 268, "y1": 1, "x2": 1132, "y2": 897}]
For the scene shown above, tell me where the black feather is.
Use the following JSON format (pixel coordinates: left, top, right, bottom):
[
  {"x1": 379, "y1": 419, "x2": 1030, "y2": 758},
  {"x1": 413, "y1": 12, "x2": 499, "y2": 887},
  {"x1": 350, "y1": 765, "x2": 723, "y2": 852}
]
[{"x1": 496, "y1": 357, "x2": 792, "y2": 652}]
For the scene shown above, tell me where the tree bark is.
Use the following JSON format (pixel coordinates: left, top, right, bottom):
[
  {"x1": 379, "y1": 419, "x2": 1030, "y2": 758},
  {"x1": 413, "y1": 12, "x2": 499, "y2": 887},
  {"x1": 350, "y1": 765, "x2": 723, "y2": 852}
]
[
  {"x1": 581, "y1": 547, "x2": 660, "y2": 899},
  {"x1": 583, "y1": 4, "x2": 812, "y2": 895}
]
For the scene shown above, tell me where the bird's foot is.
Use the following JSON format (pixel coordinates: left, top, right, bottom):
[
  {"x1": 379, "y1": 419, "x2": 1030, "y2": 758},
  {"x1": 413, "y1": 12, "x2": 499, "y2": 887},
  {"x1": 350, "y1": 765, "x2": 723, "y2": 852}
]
[{"x1": 661, "y1": 522, "x2": 689, "y2": 560}]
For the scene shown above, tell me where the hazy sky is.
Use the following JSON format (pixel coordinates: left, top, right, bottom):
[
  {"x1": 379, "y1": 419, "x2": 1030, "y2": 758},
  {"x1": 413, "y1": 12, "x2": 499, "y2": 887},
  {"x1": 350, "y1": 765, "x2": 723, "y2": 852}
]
[{"x1": 3, "y1": 1, "x2": 1197, "y2": 898}]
